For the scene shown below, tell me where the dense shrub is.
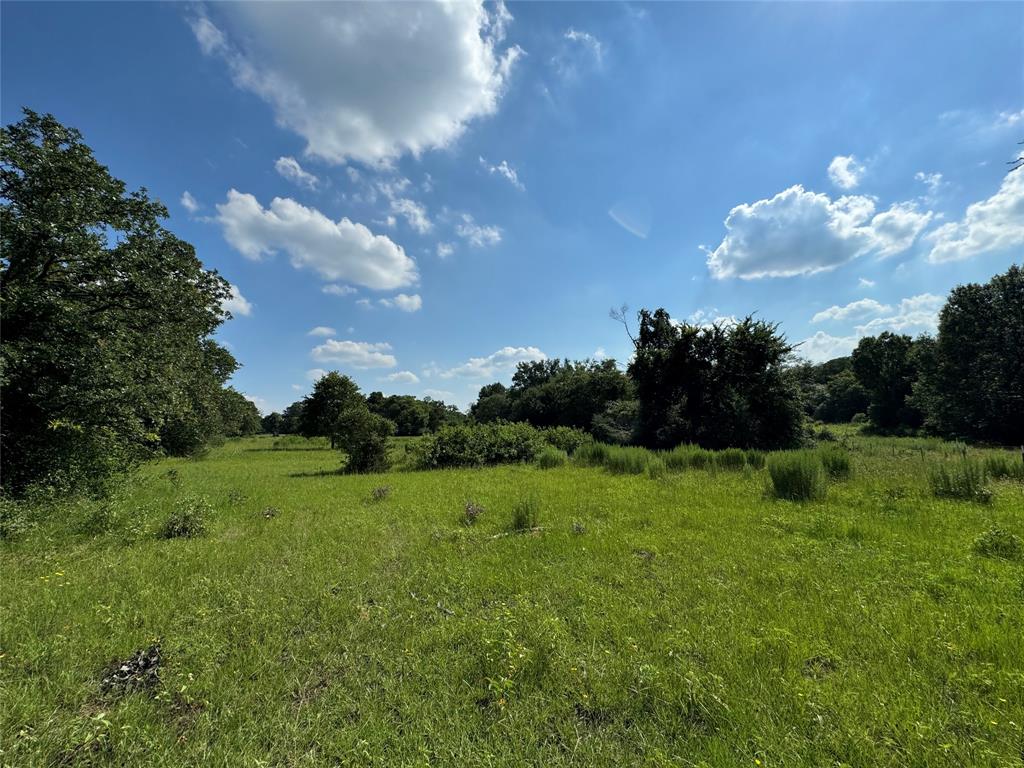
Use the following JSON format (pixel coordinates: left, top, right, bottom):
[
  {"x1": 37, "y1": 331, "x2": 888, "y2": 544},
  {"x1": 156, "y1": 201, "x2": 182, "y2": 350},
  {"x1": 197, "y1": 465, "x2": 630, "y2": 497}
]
[
  {"x1": 537, "y1": 447, "x2": 568, "y2": 469},
  {"x1": 541, "y1": 426, "x2": 592, "y2": 455},
  {"x1": 851, "y1": 413, "x2": 868, "y2": 425},
  {"x1": 819, "y1": 446, "x2": 852, "y2": 480},
  {"x1": 160, "y1": 496, "x2": 212, "y2": 539},
  {"x1": 574, "y1": 442, "x2": 611, "y2": 467},
  {"x1": 929, "y1": 460, "x2": 992, "y2": 503},
  {"x1": 337, "y1": 408, "x2": 394, "y2": 474},
  {"x1": 745, "y1": 450, "x2": 766, "y2": 469},
  {"x1": 662, "y1": 445, "x2": 714, "y2": 472},
  {"x1": 604, "y1": 446, "x2": 655, "y2": 475},
  {"x1": 972, "y1": 527, "x2": 1022, "y2": 560},
  {"x1": 418, "y1": 422, "x2": 544, "y2": 469},
  {"x1": 984, "y1": 453, "x2": 1024, "y2": 481},
  {"x1": 716, "y1": 448, "x2": 747, "y2": 471},
  {"x1": 767, "y1": 452, "x2": 826, "y2": 501}
]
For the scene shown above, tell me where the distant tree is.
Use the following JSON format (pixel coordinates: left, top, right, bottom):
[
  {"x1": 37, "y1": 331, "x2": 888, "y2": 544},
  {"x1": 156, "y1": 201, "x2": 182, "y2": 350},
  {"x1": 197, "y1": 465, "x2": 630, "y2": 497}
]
[
  {"x1": 912, "y1": 265, "x2": 1024, "y2": 443},
  {"x1": 1, "y1": 110, "x2": 233, "y2": 493},
  {"x1": 261, "y1": 412, "x2": 284, "y2": 435},
  {"x1": 422, "y1": 397, "x2": 466, "y2": 432},
  {"x1": 219, "y1": 388, "x2": 261, "y2": 437},
  {"x1": 299, "y1": 372, "x2": 363, "y2": 448},
  {"x1": 628, "y1": 310, "x2": 803, "y2": 450},
  {"x1": 470, "y1": 382, "x2": 512, "y2": 423},
  {"x1": 590, "y1": 399, "x2": 640, "y2": 445},
  {"x1": 851, "y1": 332, "x2": 923, "y2": 432},
  {"x1": 336, "y1": 406, "x2": 395, "y2": 473},
  {"x1": 279, "y1": 400, "x2": 306, "y2": 435},
  {"x1": 813, "y1": 369, "x2": 870, "y2": 423}
]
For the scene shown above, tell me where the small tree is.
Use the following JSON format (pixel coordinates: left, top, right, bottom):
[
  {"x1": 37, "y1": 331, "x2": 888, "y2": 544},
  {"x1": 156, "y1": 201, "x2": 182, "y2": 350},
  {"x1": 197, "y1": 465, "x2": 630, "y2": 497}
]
[
  {"x1": 336, "y1": 407, "x2": 395, "y2": 473},
  {"x1": 299, "y1": 371, "x2": 363, "y2": 448}
]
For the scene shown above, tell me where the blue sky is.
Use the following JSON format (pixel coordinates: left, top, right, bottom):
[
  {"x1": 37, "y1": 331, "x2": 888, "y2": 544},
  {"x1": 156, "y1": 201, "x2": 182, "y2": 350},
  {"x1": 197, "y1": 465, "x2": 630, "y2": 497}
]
[{"x1": 3, "y1": 2, "x2": 1021, "y2": 412}]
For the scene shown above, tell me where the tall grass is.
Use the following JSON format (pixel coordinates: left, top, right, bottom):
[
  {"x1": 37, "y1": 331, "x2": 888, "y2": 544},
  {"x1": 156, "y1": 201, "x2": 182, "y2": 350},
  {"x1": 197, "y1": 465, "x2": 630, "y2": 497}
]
[
  {"x1": 716, "y1": 448, "x2": 747, "y2": 471},
  {"x1": 819, "y1": 446, "x2": 852, "y2": 480},
  {"x1": 767, "y1": 451, "x2": 826, "y2": 501},
  {"x1": 929, "y1": 459, "x2": 992, "y2": 503},
  {"x1": 537, "y1": 447, "x2": 568, "y2": 469},
  {"x1": 604, "y1": 446, "x2": 655, "y2": 475},
  {"x1": 984, "y1": 453, "x2": 1024, "y2": 481}
]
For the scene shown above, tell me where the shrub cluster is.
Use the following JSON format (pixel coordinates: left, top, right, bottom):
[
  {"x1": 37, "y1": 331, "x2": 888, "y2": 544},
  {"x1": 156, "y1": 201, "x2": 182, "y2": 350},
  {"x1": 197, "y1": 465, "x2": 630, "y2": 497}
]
[
  {"x1": 417, "y1": 422, "x2": 545, "y2": 469},
  {"x1": 540, "y1": 426, "x2": 593, "y2": 455},
  {"x1": 537, "y1": 447, "x2": 568, "y2": 469},
  {"x1": 767, "y1": 452, "x2": 827, "y2": 501},
  {"x1": 972, "y1": 527, "x2": 1022, "y2": 560},
  {"x1": 160, "y1": 496, "x2": 213, "y2": 539},
  {"x1": 819, "y1": 446, "x2": 853, "y2": 480},
  {"x1": 984, "y1": 453, "x2": 1024, "y2": 482},
  {"x1": 929, "y1": 460, "x2": 992, "y2": 503}
]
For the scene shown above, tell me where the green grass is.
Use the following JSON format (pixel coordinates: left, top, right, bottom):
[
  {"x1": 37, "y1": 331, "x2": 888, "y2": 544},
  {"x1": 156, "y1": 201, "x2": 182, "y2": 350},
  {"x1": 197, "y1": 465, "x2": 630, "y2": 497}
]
[{"x1": 2, "y1": 434, "x2": 1023, "y2": 766}]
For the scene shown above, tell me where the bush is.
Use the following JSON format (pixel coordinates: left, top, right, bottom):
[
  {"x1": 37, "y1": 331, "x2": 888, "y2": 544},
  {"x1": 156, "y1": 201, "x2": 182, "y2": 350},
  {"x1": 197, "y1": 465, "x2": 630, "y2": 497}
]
[
  {"x1": 984, "y1": 453, "x2": 1024, "y2": 481},
  {"x1": 463, "y1": 501, "x2": 484, "y2": 526},
  {"x1": 511, "y1": 496, "x2": 540, "y2": 531},
  {"x1": 160, "y1": 496, "x2": 212, "y2": 539},
  {"x1": 537, "y1": 447, "x2": 568, "y2": 469},
  {"x1": 767, "y1": 452, "x2": 826, "y2": 501},
  {"x1": 575, "y1": 442, "x2": 610, "y2": 467},
  {"x1": 662, "y1": 445, "x2": 714, "y2": 472},
  {"x1": 337, "y1": 409, "x2": 395, "y2": 474},
  {"x1": 929, "y1": 460, "x2": 992, "y2": 503},
  {"x1": 745, "y1": 450, "x2": 766, "y2": 469},
  {"x1": 541, "y1": 426, "x2": 592, "y2": 455},
  {"x1": 716, "y1": 448, "x2": 747, "y2": 471},
  {"x1": 604, "y1": 446, "x2": 654, "y2": 475},
  {"x1": 419, "y1": 422, "x2": 544, "y2": 469},
  {"x1": 0, "y1": 498, "x2": 32, "y2": 541},
  {"x1": 819, "y1": 446, "x2": 852, "y2": 480},
  {"x1": 972, "y1": 527, "x2": 1022, "y2": 560},
  {"x1": 851, "y1": 413, "x2": 868, "y2": 424}
]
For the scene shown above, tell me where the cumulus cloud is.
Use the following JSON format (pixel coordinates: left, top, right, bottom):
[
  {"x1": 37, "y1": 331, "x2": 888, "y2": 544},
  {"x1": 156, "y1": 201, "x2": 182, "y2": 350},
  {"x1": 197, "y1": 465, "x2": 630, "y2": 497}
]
[
  {"x1": 379, "y1": 293, "x2": 423, "y2": 312},
  {"x1": 322, "y1": 284, "x2": 357, "y2": 297},
  {"x1": 181, "y1": 191, "x2": 200, "y2": 213},
  {"x1": 593, "y1": 346, "x2": 607, "y2": 360},
  {"x1": 390, "y1": 198, "x2": 433, "y2": 234},
  {"x1": 705, "y1": 185, "x2": 933, "y2": 279},
  {"x1": 434, "y1": 345, "x2": 546, "y2": 379},
  {"x1": 436, "y1": 242, "x2": 455, "y2": 259},
  {"x1": 310, "y1": 339, "x2": 397, "y2": 369},
  {"x1": 189, "y1": 2, "x2": 522, "y2": 165},
  {"x1": 308, "y1": 326, "x2": 336, "y2": 337},
  {"x1": 926, "y1": 171, "x2": 1024, "y2": 263},
  {"x1": 811, "y1": 298, "x2": 891, "y2": 323},
  {"x1": 223, "y1": 284, "x2": 253, "y2": 317},
  {"x1": 827, "y1": 155, "x2": 865, "y2": 190},
  {"x1": 216, "y1": 190, "x2": 418, "y2": 290},
  {"x1": 455, "y1": 213, "x2": 502, "y2": 247},
  {"x1": 479, "y1": 156, "x2": 525, "y2": 191},
  {"x1": 688, "y1": 308, "x2": 739, "y2": 328},
  {"x1": 798, "y1": 293, "x2": 944, "y2": 362},
  {"x1": 275, "y1": 156, "x2": 319, "y2": 189},
  {"x1": 384, "y1": 370, "x2": 420, "y2": 384}
]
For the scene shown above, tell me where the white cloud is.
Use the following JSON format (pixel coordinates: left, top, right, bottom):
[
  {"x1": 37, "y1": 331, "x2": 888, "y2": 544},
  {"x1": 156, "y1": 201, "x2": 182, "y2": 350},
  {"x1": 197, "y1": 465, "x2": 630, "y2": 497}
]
[
  {"x1": 322, "y1": 284, "x2": 356, "y2": 297},
  {"x1": 798, "y1": 331, "x2": 860, "y2": 363},
  {"x1": 827, "y1": 155, "x2": 865, "y2": 190},
  {"x1": 181, "y1": 191, "x2": 200, "y2": 213},
  {"x1": 275, "y1": 156, "x2": 319, "y2": 189},
  {"x1": 436, "y1": 242, "x2": 455, "y2": 259},
  {"x1": 423, "y1": 388, "x2": 457, "y2": 400},
  {"x1": 390, "y1": 198, "x2": 433, "y2": 234},
  {"x1": 811, "y1": 298, "x2": 891, "y2": 324},
  {"x1": 926, "y1": 171, "x2": 1024, "y2": 263},
  {"x1": 593, "y1": 346, "x2": 607, "y2": 360},
  {"x1": 479, "y1": 156, "x2": 525, "y2": 191},
  {"x1": 688, "y1": 308, "x2": 739, "y2": 328},
  {"x1": 216, "y1": 190, "x2": 418, "y2": 290},
  {"x1": 384, "y1": 370, "x2": 420, "y2": 384},
  {"x1": 379, "y1": 293, "x2": 422, "y2": 313},
  {"x1": 798, "y1": 293, "x2": 945, "y2": 362},
  {"x1": 190, "y1": 2, "x2": 522, "y2": 165},
  {"x1": 308, "y1": 326, "x2": 336, "y2": 337},
  {"x1": 437, "y1": 345, "x2": 546, "y2": 379},
  {"x1": 310, "y1": 339, "x2": 397, "y2": 369},
  {"x1": 455, "y1": 213, "x2": 502, "y2": 247},
  {"x1": 223, "y1": 284, "x2": 253, "y2": 317},
  {"x1": 553, "y1": 27, "x2": 604, "y2": 79},
  {"x1": 705, "y1": 185, "x2": 933, "y2": 279},
  {"x1": 915, "y1": 171, "x2": 945, "y2": 196},
  {"x1": 306, "y1": 368, "x2": 328, "y2": 381},
  {"x1": 858, "y1": 277, "x2": 876, "y2": 288}
]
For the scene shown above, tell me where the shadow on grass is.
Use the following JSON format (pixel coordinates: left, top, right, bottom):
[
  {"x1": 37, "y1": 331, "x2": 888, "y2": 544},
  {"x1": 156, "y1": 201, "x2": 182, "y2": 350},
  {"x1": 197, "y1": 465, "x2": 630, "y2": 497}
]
[
  {"x1": 288, "y1": 468, "x2": 347, "y2": 478},
  {"x1": 244, "y1": 448, "x2": 333, "y2": 453}
]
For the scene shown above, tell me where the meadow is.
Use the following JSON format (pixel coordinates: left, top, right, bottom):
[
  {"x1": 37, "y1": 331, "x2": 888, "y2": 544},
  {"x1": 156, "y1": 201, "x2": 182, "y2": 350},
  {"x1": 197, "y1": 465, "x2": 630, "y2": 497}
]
[{"x1": 1, "y1": 433, "x2": 1022, "y2": 767}]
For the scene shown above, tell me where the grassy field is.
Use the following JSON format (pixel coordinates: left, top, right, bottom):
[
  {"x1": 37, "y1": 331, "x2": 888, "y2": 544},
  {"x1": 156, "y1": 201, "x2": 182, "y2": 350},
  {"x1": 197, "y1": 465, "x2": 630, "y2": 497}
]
[{"x1": 2, "y1": 434, "x2": 1023, "y2": 767}]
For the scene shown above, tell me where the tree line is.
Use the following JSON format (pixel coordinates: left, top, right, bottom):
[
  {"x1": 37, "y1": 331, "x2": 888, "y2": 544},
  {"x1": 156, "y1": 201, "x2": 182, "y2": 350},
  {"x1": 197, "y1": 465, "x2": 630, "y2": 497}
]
[{"x1": 3, "y1": 110, "x2": 1020, "y2": 494}]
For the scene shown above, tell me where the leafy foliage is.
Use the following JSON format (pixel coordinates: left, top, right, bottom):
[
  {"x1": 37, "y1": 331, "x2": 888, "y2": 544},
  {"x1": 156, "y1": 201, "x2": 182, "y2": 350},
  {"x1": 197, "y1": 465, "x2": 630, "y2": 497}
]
[
  {"x1": 851, "y1": 332, "x2": 923, "y2": 433},
  {"x1": 972, "y1": 526, "x2": 1022, "y2": 560},
  {"x1": 160, "y1": 496, "x2": 213, "y2": 539},
  {"x1": 336, "y1": 407, "x2": 395, "y2": 474},
  {"x1": 1, "y1": 111, "x2": 235, "y2": 494},
  {"x1": 418, "y1": 422, "x2": 544, "y2": 469},
  {"x1": 299, "y1": 372, "x2": 364, "y2": 448},
  {"x1": 912, "y1": 265, "x2": 1024, "y2": 444},
  {"x1": 366, "y1": 392, "x2": 465, "y2": 436},
  {"x1": 628, "y1": 311, "x2": 803, "y2": 450}
]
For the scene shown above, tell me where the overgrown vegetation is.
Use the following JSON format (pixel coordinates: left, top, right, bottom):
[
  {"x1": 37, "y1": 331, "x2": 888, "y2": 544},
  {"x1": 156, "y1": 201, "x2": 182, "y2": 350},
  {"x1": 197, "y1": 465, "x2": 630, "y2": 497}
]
[
  {"x1": 767, "y1": 451, "x2": 827, "y2": 501},
  {"x1": 929, "y1": 459, "x2": 993, "y2": 503}
]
